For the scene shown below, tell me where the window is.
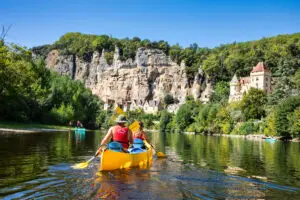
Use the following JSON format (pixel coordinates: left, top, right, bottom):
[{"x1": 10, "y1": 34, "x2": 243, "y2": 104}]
[
  {"x1": 256, "y1": 77, "x2": 259, "y2": 81},
  {"x1": 266, "y1": 83, "x2": 268, "y2": 87},
  {"x1": 256, "y1": 83, "x2": 258, "y2": 88},
  {"x1": 266, "y1": 77, "x2": 268, "y2": 81}
]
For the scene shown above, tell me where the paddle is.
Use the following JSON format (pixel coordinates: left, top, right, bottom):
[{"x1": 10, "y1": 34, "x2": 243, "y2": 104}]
[
  {"x1": 72, "y1": 156, "x2": 97, "y2": 169},
  {"x1": 143, "y1": 140, "x2": 167, "y2": 158}
]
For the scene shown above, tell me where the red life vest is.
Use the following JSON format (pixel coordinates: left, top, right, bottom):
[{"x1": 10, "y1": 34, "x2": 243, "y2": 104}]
[
  {"x1": 113, "y1": 125, "x2": 129, "y2": 148},
  {"x1": 133, "y1": 130, "x2": 146, "y2": 140}
]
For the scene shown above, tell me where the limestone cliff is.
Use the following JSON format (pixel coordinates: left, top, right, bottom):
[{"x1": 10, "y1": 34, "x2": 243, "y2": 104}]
[{"x1": 46, "y1": 47, "x2": 211, "y2": 111}]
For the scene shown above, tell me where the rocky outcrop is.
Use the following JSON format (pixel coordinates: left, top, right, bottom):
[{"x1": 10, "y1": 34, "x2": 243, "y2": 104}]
[{"x1": 45, "y1": 46, "x2": 212, "y2": 111}]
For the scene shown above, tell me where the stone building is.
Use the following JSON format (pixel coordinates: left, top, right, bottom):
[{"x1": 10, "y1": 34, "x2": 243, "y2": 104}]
[{"x1": 229, "y1": 62, "x2": 272, "y2": 102}]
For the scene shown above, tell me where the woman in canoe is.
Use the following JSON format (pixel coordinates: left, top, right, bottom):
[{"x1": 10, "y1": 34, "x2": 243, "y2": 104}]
[
  {"x1": 95, "y1": 115, "x2": 133, "y2": 156},
  {"x1": 133, "y1": 121, "x2": 147, "y2": 141}
]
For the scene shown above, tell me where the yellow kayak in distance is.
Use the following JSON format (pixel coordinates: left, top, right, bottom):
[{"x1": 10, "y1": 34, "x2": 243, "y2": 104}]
[{"x1": 99, "y1": 145, "x2": 153, "y2": 171}]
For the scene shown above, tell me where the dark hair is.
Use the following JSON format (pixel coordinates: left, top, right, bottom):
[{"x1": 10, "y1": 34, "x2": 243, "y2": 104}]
[{"x1": 139, "y1": 121, "x2": 144, "y2": 129}]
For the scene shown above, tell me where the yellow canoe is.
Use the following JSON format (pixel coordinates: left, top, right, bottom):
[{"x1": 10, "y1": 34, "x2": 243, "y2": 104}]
[{"x1": 99, "y1": 146, "x2": 153, "y2": 171}]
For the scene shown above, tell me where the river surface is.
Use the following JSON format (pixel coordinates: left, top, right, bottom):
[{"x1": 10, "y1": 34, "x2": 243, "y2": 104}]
[{"x1": 0, "y1": 130, "x2": 299, "y2": 199}]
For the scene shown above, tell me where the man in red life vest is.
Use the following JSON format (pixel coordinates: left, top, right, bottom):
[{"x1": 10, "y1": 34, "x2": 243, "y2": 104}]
[{"x1": 95, "y1": 115, "x2": 133, "y2": 156}]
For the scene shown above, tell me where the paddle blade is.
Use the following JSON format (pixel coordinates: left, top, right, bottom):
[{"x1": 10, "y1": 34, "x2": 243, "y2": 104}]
[
  {"x1": 156, "y1": 152, "x2": 167, "y2": 158},
  {"x1": 129, "y1": 120, "x2": 140, "y2": 132},
  {"x1": 72, "y1": 161, "x2": 90, "y2": 169},
  {"x1": 115, "y1": 106, "x2": 126, "y2": 115}
]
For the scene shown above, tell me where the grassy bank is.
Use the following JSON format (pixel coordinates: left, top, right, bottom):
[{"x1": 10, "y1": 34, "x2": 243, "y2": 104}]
[{"x1": 0, "y1": 121, "x2": 70, "y2": 130}]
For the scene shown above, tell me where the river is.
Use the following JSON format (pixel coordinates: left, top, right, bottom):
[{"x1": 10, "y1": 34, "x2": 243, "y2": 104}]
[{"x1": 0, "y1": 131, "x2": 299, "y2": 199}]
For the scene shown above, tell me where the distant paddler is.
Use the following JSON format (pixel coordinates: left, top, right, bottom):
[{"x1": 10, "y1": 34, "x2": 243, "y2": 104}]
[{"x1": 95, "y1": 115, "x2": 133, "y2": 156}]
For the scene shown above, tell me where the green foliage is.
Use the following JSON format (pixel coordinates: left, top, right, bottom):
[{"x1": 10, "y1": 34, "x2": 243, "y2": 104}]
[
  {"x1": 104, "y1": 51, "x2": 114, "y2": 65},
  {"x1": 50, "y1": 103, "x2": 75, "y2": 125},
  {"x1": 288, "y1": 107, "x2": 300, "y2": 137},
  {"x1": 210, "y1": 81, "x2": 230, "y2": 104},
  {"x1": 34, "y1": 32, "x2": 300, "y2": 87},
  {"x1": 216, "y1": 106, "x2": 234, "y2": 134},
  {"x1": 50, "y1": 32, "x2": 171, "y2": 62},
  {"x1": 127, "y1": 109, "x2": 159, "y2": 129},
  {"x1": 268, "y1": 76, "x2": 294, "y2": 105},
  {"x1": 175, "y1": 104, "x2": 193, "y2": 131},
  {"x1": 159, "y1": 110, "x2": 173, "y2": 131},
  {"x1": 0, "y1": 42, "x2": 103, "y2": 128},
  {"x1": 175, "y1": 99, "x2": 202, "y2": 131},
  {"x1": 292, "y1": 69, "x2": 300, "y2": 90},
  {"x1": 274, "y1": 96, "x2": 300, "y2": 137},
  {"x1": 263, "y1": 112, "x2": 277, "y2": 136},
  {"x1": 231, "y1": 120, "x2": 260, "y2": 135},
  {"x1": 163, "y1": 94, "x2": 175, "y2": 106},
  {"x1": 31, "y1": 45, "x2": 52, "y2": 59},
  {"x1": 193, "y1": 103, "x2": 221, "y2": 133},
  {"x1": 241, "y1": 88, "x2": 267, "y2": 120}
]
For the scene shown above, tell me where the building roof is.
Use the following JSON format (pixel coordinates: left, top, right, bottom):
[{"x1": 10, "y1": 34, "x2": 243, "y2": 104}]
[
  {"x1": 251, "y1": 62, "x2": 271, "y2": 73},
  {"x1": 230, "y1": 74, "x2": 239, "y2": 83}
]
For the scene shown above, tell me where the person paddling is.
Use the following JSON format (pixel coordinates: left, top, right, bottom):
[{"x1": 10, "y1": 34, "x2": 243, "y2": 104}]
[
  {"x1": 95, "y1": 115, "x2": 133, "y2": 156},
  {"x1": 133, "y1": 121, "x2": 147, "y2": 141}
]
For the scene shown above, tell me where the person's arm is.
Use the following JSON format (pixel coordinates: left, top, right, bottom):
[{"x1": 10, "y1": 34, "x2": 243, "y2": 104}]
[
  {"x1": 101, "y1": 127, "x2": 114, "y2": 145},
  {"x1": 142, "y1": 131, "x2": 147, "y2": 141},
  {"x1": 128, "y1": 129, "x2": 133, "y2": 145},
  {"x1": 95, "y1": 127, "x2": 114, "y2": 156}
]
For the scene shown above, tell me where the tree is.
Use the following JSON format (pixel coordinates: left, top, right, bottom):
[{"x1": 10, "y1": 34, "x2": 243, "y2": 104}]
[
  {"x1": 240, "y1": 88, "x2": 267, "y2": 120},
  {"x1": 274, "y1": 96, "x2": 300, "y2": 137},
  {"x1": 288, "y1": 107, "x2": 300, "y2": 137},
  {"x1": 210, "y1": 81, "x2": 230, "y2": 104},
  {"x1": 159, "y1": 110, "x2": 173, "y2": 131},
  {"x1": 163, "y1": 94, "x2": 174, "y2": 107}
]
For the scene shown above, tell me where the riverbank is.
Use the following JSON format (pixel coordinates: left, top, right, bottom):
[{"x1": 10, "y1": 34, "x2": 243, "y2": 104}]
[
  {"x1": 203, "y1": 132, "x2": 300, "y2": 142},
  {"x1": 0, "y1": 121, "x2": 72, "y2": 133}
]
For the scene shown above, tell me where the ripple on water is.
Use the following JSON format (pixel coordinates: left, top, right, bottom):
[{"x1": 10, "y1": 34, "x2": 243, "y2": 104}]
[{"x1": 0, "y1": 177, "x2": 65, "y2": 200}]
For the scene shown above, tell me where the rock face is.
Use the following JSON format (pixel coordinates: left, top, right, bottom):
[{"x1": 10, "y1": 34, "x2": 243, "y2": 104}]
[{"x1": 46, "y1": 47, "x2": 211, "y2": 112}]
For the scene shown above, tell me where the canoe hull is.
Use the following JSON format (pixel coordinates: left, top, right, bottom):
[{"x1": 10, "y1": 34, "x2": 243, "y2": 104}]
[{"x1": 100, "y1": 148, "x2": 153, "y2": 171}]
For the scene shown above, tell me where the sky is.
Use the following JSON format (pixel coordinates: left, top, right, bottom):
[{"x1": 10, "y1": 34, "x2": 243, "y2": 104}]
[{"x1": 1, "y1": 0, "x2": 299, "y2": 48}]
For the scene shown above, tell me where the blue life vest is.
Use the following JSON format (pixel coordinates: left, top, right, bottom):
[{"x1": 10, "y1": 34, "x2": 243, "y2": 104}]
[
  {"x1": 133, "y1": 138, "x2": 145, "y2": 148},
  {"x1": 107, "y1": 141, "x2": 123, "y2": 152},
  {"x1": 129, "y1": 147, "x2": 145, "y2": 154}
]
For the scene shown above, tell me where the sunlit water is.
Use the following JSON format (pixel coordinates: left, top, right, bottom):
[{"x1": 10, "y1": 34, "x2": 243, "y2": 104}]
[{"x1": 0, "y1": 131, "x2": 299, "y2": 199}]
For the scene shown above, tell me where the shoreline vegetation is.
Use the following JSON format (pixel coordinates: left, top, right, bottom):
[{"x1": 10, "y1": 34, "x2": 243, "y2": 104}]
[{"x1": 0, "y1": 121, "x2": 80, "y2": 133}]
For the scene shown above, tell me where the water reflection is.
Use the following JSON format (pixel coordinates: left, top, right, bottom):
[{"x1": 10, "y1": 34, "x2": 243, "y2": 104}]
[
  {"x1": 0, "y1": 131, "x2": 299, "y2": 199},
  {"x1": 162, "y1": 133, "x2": 300, "y2": 188},
  {"x1": 74, "y1": 131, "x2": 85, "y2": 145}
]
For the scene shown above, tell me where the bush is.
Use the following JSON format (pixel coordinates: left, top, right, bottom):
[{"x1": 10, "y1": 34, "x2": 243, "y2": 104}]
[
  {"x1": 159, "y1": 110, "x2": 173, "y2": 131},
  {"x1": 288, "y1": 107, "x2": 300, "y2": 137},
  {"x1": 241, "y1": 88, "x2": 267, "y2": 120},
  {"x1": 50, "y1": 104, "x2": 75, "y2": 125},
  {"x1": 232, "y1": 120, "x2": 259, "y2": 135},
  {"x1": 274, "y1": 96, "x2": 300, "y2": 136},
  {"x1": 163, "y1": 94, "x2": 175, "y2": 106}
]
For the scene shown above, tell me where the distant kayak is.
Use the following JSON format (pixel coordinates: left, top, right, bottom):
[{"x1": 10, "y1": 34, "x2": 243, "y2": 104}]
[
  {"x1": 75, "y1": 127, "x2": 86, "y2": 132},
  {"x1": 265, "y1": 138, "x2": 276, "y2": 142}
]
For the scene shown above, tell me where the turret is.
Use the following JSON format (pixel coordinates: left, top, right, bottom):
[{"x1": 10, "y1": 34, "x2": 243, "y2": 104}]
[{"x1": 229, "y1": 74, "x2": 240, "y2": 97}]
